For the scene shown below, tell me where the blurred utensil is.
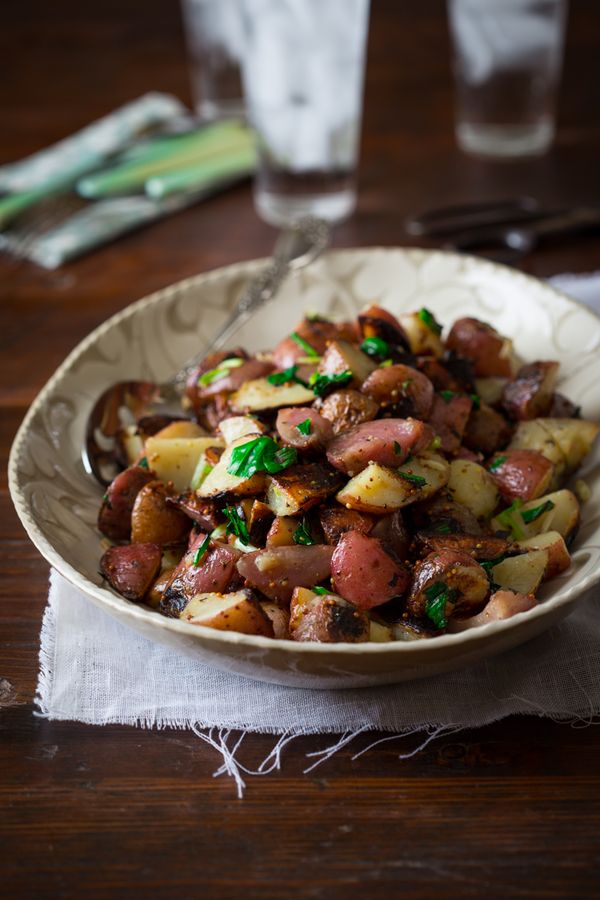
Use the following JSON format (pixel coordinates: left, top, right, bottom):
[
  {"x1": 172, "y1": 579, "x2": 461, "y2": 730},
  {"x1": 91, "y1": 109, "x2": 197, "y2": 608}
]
[
  {"x1": 82, "y1": 216, "x2": 330, "y2": 486},
  {"x1": 406, "y1": 199, "x2": 600, "y2": 263}
]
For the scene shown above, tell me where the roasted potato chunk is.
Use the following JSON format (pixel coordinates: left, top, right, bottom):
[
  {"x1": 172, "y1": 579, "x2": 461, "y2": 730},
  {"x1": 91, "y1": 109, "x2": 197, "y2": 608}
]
[
  {"x1": 289, "y1": 588, "x2": 370, "y2": 643},
  {"x1": 266, "y1": 463, "x2": 343, "y2": 516},
  {"x1": 131, "y1": 481, "x2": 190, "y2": 545},
  {"x1": 181, "y1": 590, "x2": 274, "y2": 637}
]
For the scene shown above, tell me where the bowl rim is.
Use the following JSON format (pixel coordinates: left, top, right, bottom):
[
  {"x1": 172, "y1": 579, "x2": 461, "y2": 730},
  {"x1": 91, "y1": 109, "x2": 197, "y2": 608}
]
[{"x1": 9, "y1": 245, "x2": 600, "y2": 657}]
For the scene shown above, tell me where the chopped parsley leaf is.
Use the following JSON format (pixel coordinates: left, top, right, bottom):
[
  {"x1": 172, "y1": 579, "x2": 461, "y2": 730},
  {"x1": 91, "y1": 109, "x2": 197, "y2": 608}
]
[
  {"x1": 138, "y1": 456, "x2": 149, "y2": 469},
  {"x1": 227, "y1": 436, "x2": 297, "y2": 478},
  {"x1": 360, "y1": 336, "x2": 390, "y2": 360},
  {"x1": 418, "y1": 307, "x2": 443, "y2": 337},
  {"x1": 439, "y1": 390, "x2": 456, "y2": 403},
  {"x1": 401, "y1": 379, "x2": 412, "y2": 391},
  {"x1": 192, "y1": 535, "x2": 211, "y2": 566},
  {"x1": 296, "y1": 418, "x2": 312, "y2": 436},
  {"x1": 398, "y1": 471, "x2": 427, "y2": 488},
  {"x1": 432, "y1": 523, "x2": 453, "y2": 534},
  {"x1": 290, "y1": 331, "x2": 319, "y2": 359},
  {"x1": 489, "y1": 455, "x2": 507, "y2": 472},
  {"x1": 312, "y1": 586, "x2": 330, "y2": 595},
  {"x1": 380, "y1": 359, "x2": 394, "y2": 368},
  {"x1": 223, "y1": 505, "x2": 250, "y2": 545},
  {"x1": 267, "y1": 365, "x2": 308, "y2": 387},
  {"x1": 430, "y1": 436, "x2": 442, "y2": 450},
  {"x1": 293, "y1": 517, "x2": 315, "y2": 546},
  {"x1": 480, "y1": 555, "x2": 508, "y2": 574},
  {"x1": 197, "y1": 357, "x2": 244, "y2": 387},
  {"x1": 309, "y1": 370, "x2": 353, "y2": 397},
  {"x1": 522, "y1": 499, "x2": 555, "y2": 524},
  {"x1": 495, "y1": 500, "x2": 526, "y2": 540},
  {"x1": 424, "y1": 581, "x2": 457, "y2": 629},
  {"x1": 470, "y1": 393, "x2": 481, "y2": 410}
]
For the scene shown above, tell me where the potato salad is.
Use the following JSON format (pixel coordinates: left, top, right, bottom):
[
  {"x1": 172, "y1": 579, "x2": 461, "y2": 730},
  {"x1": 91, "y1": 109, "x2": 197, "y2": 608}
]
[{"x1": 97, "y1": 305, "x2": 599, "y2": 643}]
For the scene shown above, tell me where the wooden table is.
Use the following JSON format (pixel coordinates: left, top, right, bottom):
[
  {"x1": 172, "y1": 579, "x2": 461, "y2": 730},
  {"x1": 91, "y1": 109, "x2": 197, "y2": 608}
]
[{"x1": 2, "y1": 1, "x2": 600, "y2": 896}]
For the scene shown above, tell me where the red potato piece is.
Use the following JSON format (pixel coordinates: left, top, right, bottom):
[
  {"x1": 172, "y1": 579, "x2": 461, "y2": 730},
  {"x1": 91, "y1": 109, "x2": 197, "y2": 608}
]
[
  {"x1": 290, "y1": 592, "x2": 370, "y2": 643},
  {"x1": 449, "y1": 590, "x2": 536, "y2": 631},
  {"x1": 260, "y1": 603, "x2": 291, "y2": 639},
  {"x1": 358, "y1": 304, "x2": 411, "y2": 355},
  {"x1": 407, "y1": 549, "x2": 489, "y2": 620},
  {"x1": 272, "y1": 318, "x2": 358, "y2": 368},
  {"x1": 446, "y1": 317, "x2": 519, "y2": 378},
  {"x1": 317, "y1": 340, "x2": 376, "y2": 388},
  {"x1": 316, "y1": 389, "x2": 379, "y2": 435},
  {"x1": 130, "y1": 480, "x2": 191, "y2": 545},
  {"x1": 455, "y1": 445, "x2": 483, "y2": 463},
  {"x1": 98, "y1": 465, "x2": 155, "y2": 542},
  {"x1": 160, "y1": 532, "x2": 243, "y2": 617},
  {"x1": 326, "y1": 418, "x2": 434, "y2": 475},
  {"x1": 411, "y1": 494, "x2": 484, "y2": 535},
  {"x1": 100, "y1": 542, "x2": 162, "y2": 602},
  {"x1": 427, "y1": 394, "x2": 473, "y2": 455},
  {"x1": 414, "y1": 532, "x2": 510, "y2": 561},
  {"x1": 166, "y1": 492, "x2": 221, "y2": 531},
  {"x1": 463, "y1": 402, "x2": 513, "y2": 456},
  {"x1": 502, "y1": 361, "x2": 559, "y2": 421},
  {"x1": 319, "y1": 506, "x2": 374, "y2": 545},
  {"x1": 276, "y1": 407, "x2": 334, "y2": 450},
  {"x1": 549, "y1": 392, "x2": 580, "y2": 418},
  {"x1": 197, "y1": 358, "x2": 274, "y2": 400},
  {"x1": 331, "y1": 531, "x2": 410, "y2": 609},
  {"x1": 489, "y1": 449, "x2": 554, "y2": 503},
  {"x1": 361, "y1": 364, "x2": 434, "y2": 419},
  {"x1": 417, "y1": 356, "x2": 472, "y2": 393},
  {"x1": 370, "y1": 510, "x2": 412, "y2": 562},
  {"x1": 185, "y1": 348, "x2": 246, "y2": 401},
  {"x1": 236, "y1": 545, "x2": 334, "y2": 604}
]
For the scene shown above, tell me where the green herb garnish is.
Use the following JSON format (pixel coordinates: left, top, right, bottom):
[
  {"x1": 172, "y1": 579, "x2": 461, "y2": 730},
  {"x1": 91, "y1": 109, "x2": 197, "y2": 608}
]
[
  {"x1": 380, "y1": 359, "x2": 394, "y2": 368},
  {"x1": 138, "y1": 456, "x2": 149, "y2": 469},
  {"x1": 296, "y1": 418, "x2": 312, "y2": 436},
  {"x1": 227, "y1": 436, "x2": 298, "y2": 478},
  {"x1": 489, "y1": 455, "x2": 507, "y2": 472},
  {"x1": 223, "y1": 505, "x2": 250, "y2": 545},
  {"x1": 439, "y1": 390, "x2": 456, "y2": 403},
  {"x1": 309, "y1": 370, "x2": 353, "y2": 397},
  {"x1": 430, "y1": 436, "x2": 442, "y2": 451},
  {"x1": 290, "y1": 331, "x2": 319, "y2": 359},
  {"x1": 398, "y1": 471, "x2": 427, "y2": 488},
  {"x1": 470, "y1": 393, "x2": 481, "y2": 410},
  {"x1": 360, "y1": 336, "x2": 390, "y2": 360},
  {"x1": 432, "y1": 523, "x2": 453, "y2": 534},
  {"x1": 480, "y1": 555, "x2": 507, "y2": 574},
  {"x1": 495, "y1": 500, "x2": 526, "y2": 540},
  {"x1": 293, "y1": 517, "x2": 315, "y2": 546},
  {"x1": 401, "y1": 379, "x2": 412, "y2": 391},
  {"x1": 267, "y1": 365, "x2": 308, "y2": 387},
  {"x1": 424, "y1": 581, "x2": 457, "y2": 629},
  {"x1": 197, "y1": 357, "x2": 244, "y2": 387},
  {"x1": 418, "y1": 307, "x2": 443, "y2": 337},
  {"x1": 312, "y1": 586, "x2": 330, "y2": 595},
  {"x1": 521, "y1": 499, "x2": 555, "y2": 524},
  {"x1": 192, "y1": 535, "x2": 211, "y2": 567}
]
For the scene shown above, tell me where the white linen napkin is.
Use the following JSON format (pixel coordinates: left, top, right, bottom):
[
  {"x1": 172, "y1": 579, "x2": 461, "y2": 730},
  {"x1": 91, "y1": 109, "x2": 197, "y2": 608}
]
[{"x1": 36, "y1": 271, "x2": 600, "y2": 795}]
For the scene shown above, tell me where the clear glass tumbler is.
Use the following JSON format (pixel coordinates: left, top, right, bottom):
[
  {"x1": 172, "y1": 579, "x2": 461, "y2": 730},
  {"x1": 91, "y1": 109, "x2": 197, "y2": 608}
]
[
  {"x1": 239, "y1": 0, "x2": 371, "y2": 226},
  {"x1": 447, "y1": 0, "x2": 568, "y2": 158},
  {"x1": 180, "y1": 0, "x2": 246, "y2": 121}
]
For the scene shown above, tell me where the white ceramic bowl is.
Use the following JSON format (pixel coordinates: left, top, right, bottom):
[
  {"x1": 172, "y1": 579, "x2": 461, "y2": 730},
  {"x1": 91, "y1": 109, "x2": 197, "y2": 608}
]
[{"x1": 9, "y1": 248, "x2": 600, "y2": 688}]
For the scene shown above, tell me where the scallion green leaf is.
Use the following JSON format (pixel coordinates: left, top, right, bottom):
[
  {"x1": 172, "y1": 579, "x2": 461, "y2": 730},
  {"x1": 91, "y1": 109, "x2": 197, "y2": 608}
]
[
  {"x1": 296, "y1": 418, "x2": 312, "y2": 436},
  {"x1": 290, "y1": 331, "x2": 319, "y2": 359},
  {"x1": 223, "y1": 505, "x2": 250, "y2": 545},
  {"x1": 424, "y1": 581, "x2": 457, "y2": 629},
  {"x1": 418, "y1": 307, "x2": 443, "y2": 337},
  {"x1": 197, "y1": 357, "x2": 244, "y2": 387},
  {"x1": 360, "y1": 336, "x2": 390, "y2": 359},
  {"x1": 293, "y1": 517, "x2": 315, "y2": 546},
  {"x1": 192, "y1": 535, "x2": 211, "y2": 566},
  {"x1": 489, "y1": 455, "x2": 507, "y2": 472},
  {"x1": 521, "y1": 499, "x2": 555, "y2": 524},
  {"x1": 309, "y1": 370, "x2": 352, "y2": 397},
  {"x1": 398, "y1": 471, "x2": 427, "y2": 488},
  {"x1": 267, "y1": 365, "x2": 308, "y2": 387}
]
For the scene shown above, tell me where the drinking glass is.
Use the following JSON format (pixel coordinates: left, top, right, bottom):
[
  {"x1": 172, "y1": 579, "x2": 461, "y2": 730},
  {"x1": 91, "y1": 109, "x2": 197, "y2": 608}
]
[
  {"x1": 239, "y1": 0, "x2": 371, "y2": 226},
  {"x1": 447, "y1": 0, "x2": 568, "y2": 158},
  {"x1": 180, "y1": 0, "x2": 246, "y2": 121}
]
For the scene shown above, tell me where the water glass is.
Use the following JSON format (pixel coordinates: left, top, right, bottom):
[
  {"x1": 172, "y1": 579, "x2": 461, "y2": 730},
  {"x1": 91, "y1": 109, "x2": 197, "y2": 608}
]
[
  {"x1": 239, "y1": 0, "x2": 371, "y2": 226},
  {"x1": 180, "y1": 0, "x2": 246, "y2": 121},
  {"x1": 447, "y1": 0, "x2": 568, "y2": 158}
]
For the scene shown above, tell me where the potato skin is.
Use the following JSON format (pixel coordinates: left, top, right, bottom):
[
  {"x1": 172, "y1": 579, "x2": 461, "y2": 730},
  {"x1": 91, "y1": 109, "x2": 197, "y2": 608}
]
[
  {"x1": 488, "y1": 449, "x2": 554, "y2": 503},
  {"x1": 332, "y1": 531, "x2": 411, "y2": 609},
  {"x1": 446, "y1": 317, "x2": 518, "y2": 377},
  {"x1": 276, "y1": 407, "x2": 334, "y2": 450},
  {"x1": 327, "y1": 418, "x2": 434, "y2": 475},
  {"x1": 160, "y1": 533, "x2": 243, "y2": 617},
  {"x1": 319, "y1": 506, "x2": 374, "y2": 545},
  {"x1": 501, "y1": 361, "x2": 559, "y2": 421},
  {"x1": 130, "y1": 480, "x2": 190, "y2": 545},
  {"x1": 361, "y1": 364, "x2": 434, "y2": 419},
  {"x1": 316, "y1": 389, "x2": 379, "y2": 436},
  {"x1": 98, "y1": 465, "x2": 155, "y2": 542},
  {"x1": 237, "y1": 545, "x2": 334, "y2": 604},
  {"x1": 407, "y1": 549, "x2": 489, "y2": 620},
  {"x1": 427, "y1": 394, "x2": 473, "y2": 455},
  {"x1": 463, "y1": 403, "x2": 513, "y2": 456},
  {"x1": 100, "y1": 543, "x2": 162, "y2": 601},
  {"x1": 290, "y1": 590, "x2": 370, "y2": 643}
]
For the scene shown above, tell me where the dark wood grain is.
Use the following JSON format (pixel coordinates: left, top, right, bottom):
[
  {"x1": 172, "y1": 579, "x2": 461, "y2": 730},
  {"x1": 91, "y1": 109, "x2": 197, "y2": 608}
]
[{"x1": 2, "y1": 1, "x2": 600, "y2": 897}]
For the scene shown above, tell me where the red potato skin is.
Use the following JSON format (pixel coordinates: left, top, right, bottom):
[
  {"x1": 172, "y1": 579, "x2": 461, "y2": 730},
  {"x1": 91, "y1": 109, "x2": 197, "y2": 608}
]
[
  {"x1": 411, "y1": 494, "x2": 484, "y2": 536},
  {"x1": 413, "y1": 532, "x2": 510, "y2": 561},
  {"x1": 463, "y1": 402, "x2": 512, "y2": 456},
  {"x1": 291, "y1": 594, "x2": 370, "y2": 643},
  {"x1": 98, "y1": 465, "x2": 156, "y2": 542},
  {"x1": 449, "y1": 590, "x2": 536, "y2": 631},
  {"x1": 236, "y1": 545, "x2": 334, "y2": 604},
  {"x1": 358, "y1": 305, "x2": 411, "y2": 355},
  {"x1": 166, "y1": 492, "x2": 222, "y2": 531},
  {"x1": 276, "y1": 407, "x2": 334, "y2": 450},
  {"x1": 407, "y1": 549, "x2": 489, "y2": 619},
  {"x1": 331, "y1": 531, "x2": 411, "y2": 609},
  {"x1": 159, "y1": 532, "x2": 243, "y2": 617},
  {"x1": 272, "y1": 318, "x2": 358, "y2": 369},
  {"x1": 131, "y1": 481, "x2": 191, "y2": 545},
  {"x1": 446, "y1": 317, "x2": 515, "y2": 377},
  {"x1": 185, "y1": 349, "x2": 246, "y2": 402},
  {"x1": 417, "y1": 357, "x2": 467, "y2": 392},
  {"x1": 316, "y1": 389, "x2": 379, "y2": 435},
  {"x1": 361, "y1": 364, "x2": 434, "y2": 419},
  {"x1": 100, "y1": 542, "x2": 162, "y2": 601},
  {"x1": 501, "y1": 361, "x2": 559, "y2": 421},
  {"x1": 319, "y1": 506, "x2": 374, "y2": 545},
  {"x1": 427, "y1": 394, "x2": 473, "y2": 455},
  {"x1": 488, "y1": 449, "x2": 554, "y2": 503},
  {"x1": 197, "y1": 358, "x2": 274, "y2": 400},
  {"x1": 326, "y1": 418, "x2": 434, "y2": 475},
  {"x1": 549, "y1": 392, "x2": 580, "y2": 418},
  {"x1": 371, "y1": 511, "x2": 412, "y2": 562}
]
